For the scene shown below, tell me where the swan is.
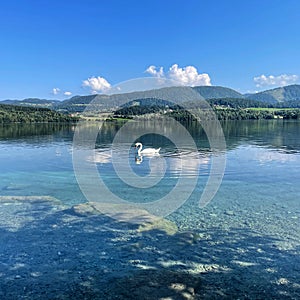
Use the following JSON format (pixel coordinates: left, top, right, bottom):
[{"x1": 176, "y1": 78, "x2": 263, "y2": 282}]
[{"x1": 134, "y1": 142, "x2": 160, "y2": 156}]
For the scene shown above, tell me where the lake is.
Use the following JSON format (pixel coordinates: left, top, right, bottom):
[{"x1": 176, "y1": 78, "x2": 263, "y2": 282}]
[
  {"x1": 1, "y1": 121, "x2": 299, "y2": 236},
  {"x1": 0, "y1": 120, "x2": 299, "y2": 298}
]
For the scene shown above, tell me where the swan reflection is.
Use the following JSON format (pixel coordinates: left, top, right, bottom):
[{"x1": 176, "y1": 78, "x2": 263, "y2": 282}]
[
  {"x1": 88, "y1": 146, "x2": 210, "y2": 178},
  {"x1": 135, "y1": 155, "x2": 143, "y2": 164},
  {"x1": 134, "y1": 152, "x2": 160, "y2": 165}
]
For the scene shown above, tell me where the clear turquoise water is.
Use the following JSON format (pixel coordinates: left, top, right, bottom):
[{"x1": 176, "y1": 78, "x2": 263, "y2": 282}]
[{"x1": 0, "y1": 121, "x2": 299, "y2": 245}]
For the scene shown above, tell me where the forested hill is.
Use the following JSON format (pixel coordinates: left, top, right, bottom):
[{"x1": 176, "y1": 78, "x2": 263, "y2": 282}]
[
  {"x1": 2, "y1": 84, "x2": 300, "y2": 112},
  {"x1": 0, "y1": 104, "x2": 78, "y2": 123},
  {"x1": 1, "y1": 98, "x2": 60, "y2": 108},
  {"x1": 192, "y1": 86, "x2": 243, "y2": 99},
  {"x1": 245, "y1": 84, "x2": 300, "y2": 104}
]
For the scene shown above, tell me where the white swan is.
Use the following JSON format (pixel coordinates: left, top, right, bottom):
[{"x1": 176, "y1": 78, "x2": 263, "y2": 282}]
[{"x1": 134, "y1": 142, "x2": 160, "y2": 156}]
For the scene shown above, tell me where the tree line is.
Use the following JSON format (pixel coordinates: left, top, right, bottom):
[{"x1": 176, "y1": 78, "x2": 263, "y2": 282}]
[
  {"x1": 113, "y1": 102, "x2": 300, "y2": 121},
  {"x1": 0, "y1": 104, "x2": 79, "y2": 123}
]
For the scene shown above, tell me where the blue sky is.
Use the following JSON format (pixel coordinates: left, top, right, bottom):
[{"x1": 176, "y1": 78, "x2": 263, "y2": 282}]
[{"x1": 1, "y1": 0, "x2": 299, "y2": 100}]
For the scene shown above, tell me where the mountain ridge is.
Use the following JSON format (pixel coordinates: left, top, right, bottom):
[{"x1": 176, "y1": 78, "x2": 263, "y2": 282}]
[
  {"x1": 1, "y1": 98, "x2": 60, "y2": 108},
  {"x1": 245, "y1": 84, "x2": 300, "y2": 103},
  {"x1": 1, "y1": 84, "x2": 300, "y2": 111}
]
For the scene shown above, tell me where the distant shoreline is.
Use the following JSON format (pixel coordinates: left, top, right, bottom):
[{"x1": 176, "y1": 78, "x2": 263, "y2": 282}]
[{"x1": 0, "y1": 103, "x2": 79, "y2": 123}]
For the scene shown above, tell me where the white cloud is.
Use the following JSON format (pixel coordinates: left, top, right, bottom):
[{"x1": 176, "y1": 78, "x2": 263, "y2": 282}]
[
  {"x1": 168, "y1": 64, "x2": 211, "y2": 86},
  {"x1": 82, "y1": 76, "x2": 111, "y2": 93},
  {"x1": 145, "y1": 64, "x2": 211, "y2": 86},
  {"x1": 254, "y1": 74, "x2": 298, "y2": 88},
  {"x1": 145, "y1": 65, "x2": 164, "y2": 78},
  {"x1": 52, "y1": 88, "x2": 60, "y2": 95},
  {"x1": 52, "y1": 88, "x2": 72, "y2": 97}
]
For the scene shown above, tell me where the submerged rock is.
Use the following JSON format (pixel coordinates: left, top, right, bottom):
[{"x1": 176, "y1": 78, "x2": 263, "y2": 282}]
[
  {"x1": 138, "y1": 218, "x2": 178, "y2": 235},
  {"x1": 72, "y1": 202, "x2": 178, "y2": 235}
]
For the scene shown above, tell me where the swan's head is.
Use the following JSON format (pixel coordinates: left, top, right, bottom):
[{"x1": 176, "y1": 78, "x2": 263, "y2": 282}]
[{"x1": 134, "y1": 142, "x2": 142, "y2": 149}]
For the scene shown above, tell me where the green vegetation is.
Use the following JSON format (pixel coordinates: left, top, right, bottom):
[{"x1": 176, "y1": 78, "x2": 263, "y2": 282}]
[
  {"x1": 214, "y1": 108, "x2": 300, "y2": 120},
  {"x1": 206, "y1": 97, "x2": 300, "y2": 109},
  {"x1": 2, "y1": 84, "x2": 300, "y2": 113},
  {"x1": 192, "y1": 86, "x2": 243, "y2": 99},
  {"x1": 113, "y1": 100, "x2": 300, "y2": 121},
  {"x1": 245, "y1": 84, "x2": 300, "y2": 104},
  {"x1": 0, "y1": 104, "x2": 79, "y2": 123},
  {"x1": 1, "y1": 98, "x2": 59, "y2": 108},
  {"x1": 114, "y1": 105, "x2": 162, "y2": 117},
  {"x1": 206, "y1": 98, "x2": 269, "y2": 108}
]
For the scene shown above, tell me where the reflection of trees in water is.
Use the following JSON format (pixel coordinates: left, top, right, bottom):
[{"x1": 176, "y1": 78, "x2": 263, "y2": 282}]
[
  {"x1": 0, "y1": 123, "x2": 75, "y2": 142},
  {"x1": 97, "y1": 119, "x2": 300, "y2": 153},
  {"x1": 2, "y1": 120, "x2": 299, "y2": 153},
  {"x1": 222, "y1": 120, "x2": 300, "y2": 152},
  {"x1": 97, "y1": 119, "x2": 211, "y2": 150}
]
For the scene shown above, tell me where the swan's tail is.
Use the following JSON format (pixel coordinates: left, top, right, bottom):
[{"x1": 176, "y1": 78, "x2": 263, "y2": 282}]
[{"x1": 157, "y1": 147, "x2": 161, "y2": 153}]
